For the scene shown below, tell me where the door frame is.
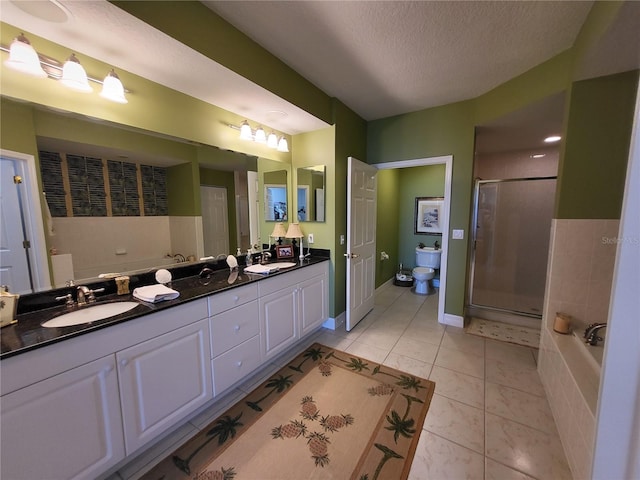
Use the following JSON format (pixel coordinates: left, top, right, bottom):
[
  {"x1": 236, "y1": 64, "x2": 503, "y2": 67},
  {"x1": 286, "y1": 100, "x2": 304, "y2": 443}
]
[
  {"x1": 1, "y1": 149, "x2": 51, "y2": 292},
  {"x1": 375, "y1": 155, "x2": 453, "y2": 326}
]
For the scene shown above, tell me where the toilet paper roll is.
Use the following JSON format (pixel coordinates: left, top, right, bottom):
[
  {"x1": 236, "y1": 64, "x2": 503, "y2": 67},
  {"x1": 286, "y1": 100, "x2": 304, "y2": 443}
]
[{"x1": 554, "y1": 312, "x2": 572, "y2": 334}]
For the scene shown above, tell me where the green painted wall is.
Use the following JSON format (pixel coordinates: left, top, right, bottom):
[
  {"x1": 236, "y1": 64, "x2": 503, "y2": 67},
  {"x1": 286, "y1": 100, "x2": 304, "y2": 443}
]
[
  {"x1": 0, "y1": 99, "x2": 39, "y2": 159},
  {"x1": 556, "y1": 70, "x2": 639, "y2": 219},
  {"x1": 167, "y1": 162, "x2": 200, "y2": 216},
  {"x1": 199, "y1": 168, "x2": 238, "y2": 252},
  {"x1": 375, "y1": 169, "x2": 401, "y2": 286},
  {"x1": 368, "y1": 101, "x2": 475, "y2": 316}
]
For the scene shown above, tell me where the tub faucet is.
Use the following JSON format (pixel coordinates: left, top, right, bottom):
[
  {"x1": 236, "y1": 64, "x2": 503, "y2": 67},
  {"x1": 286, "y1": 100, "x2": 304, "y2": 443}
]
[{"x1": 584, "y1": 323, "x2": 607, "y2": 346}]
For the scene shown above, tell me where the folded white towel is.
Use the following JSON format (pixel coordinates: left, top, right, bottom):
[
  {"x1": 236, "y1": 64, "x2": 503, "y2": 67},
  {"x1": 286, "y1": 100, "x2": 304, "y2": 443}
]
[
  {"x1": 244, "y1": 264, "x2": 278, "y2": 275},
  {"x1": 133, "y1": 284, "x2": 180, "y2": 303}
]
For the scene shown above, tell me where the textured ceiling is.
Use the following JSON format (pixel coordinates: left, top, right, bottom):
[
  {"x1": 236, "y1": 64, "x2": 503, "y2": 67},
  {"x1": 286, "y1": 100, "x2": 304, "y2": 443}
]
[{"x1": 203, "y1": 0, "x2": 594, "y2": 120}]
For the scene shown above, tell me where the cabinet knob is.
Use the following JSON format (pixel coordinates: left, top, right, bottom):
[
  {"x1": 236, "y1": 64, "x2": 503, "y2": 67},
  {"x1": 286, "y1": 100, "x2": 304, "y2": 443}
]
[
  {"x1": 103, "y1": 365, "x2": 114, "y2": 374},
  {"x1": 120, "y1": 359, "x2": 129, "y2": 367},
  {"x1": 233, "y1": 295, "x2": 239, "y2": 302},
  {"x1": 234, "y1": 325, "x2": 240, "y2": 332},
  {"x1": 236, "y1": 361, "x2": 243, "y2": 368}
]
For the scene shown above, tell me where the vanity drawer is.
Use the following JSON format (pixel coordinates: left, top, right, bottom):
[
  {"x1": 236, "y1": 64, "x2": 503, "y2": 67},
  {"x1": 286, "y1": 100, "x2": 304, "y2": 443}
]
[
  {"x1": 212, "y1": 336, "x2": 261, "y2": 396},
  {"x1": 210, "y1": 300, "x2": 259, "y2": 356},
  {"x1": 208, "y1": 284, "x2": 258, "y2": 316}
]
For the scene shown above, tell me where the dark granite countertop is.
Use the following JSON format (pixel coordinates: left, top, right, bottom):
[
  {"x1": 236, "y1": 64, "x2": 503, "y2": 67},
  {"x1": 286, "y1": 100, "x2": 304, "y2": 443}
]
[{"x1": 1, "y1": 253, "x2": 329, "y2": 360}]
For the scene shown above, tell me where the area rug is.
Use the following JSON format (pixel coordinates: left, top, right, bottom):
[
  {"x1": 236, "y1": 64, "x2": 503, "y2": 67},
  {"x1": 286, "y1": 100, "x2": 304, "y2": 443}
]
[
  {"x1": 466, "y1": 317, "x2": 540, "y2": 348},
  {"x1": 142, "y1": 343, "x2": 435, "y2": 480}
]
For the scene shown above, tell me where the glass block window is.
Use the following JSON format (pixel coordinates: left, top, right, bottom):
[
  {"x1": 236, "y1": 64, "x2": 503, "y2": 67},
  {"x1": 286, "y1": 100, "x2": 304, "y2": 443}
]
[{"x1": 39, "y1": 151, "x2": 67, "y2": 217}]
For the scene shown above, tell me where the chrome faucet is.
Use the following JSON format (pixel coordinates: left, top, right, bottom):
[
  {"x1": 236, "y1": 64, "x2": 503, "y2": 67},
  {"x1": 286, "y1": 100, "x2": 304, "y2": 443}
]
[
  {"x1": 261, "y1": 251, "x2": 272, "y2": 264},
  {"x1": 584, "y1": 323, "x2": 607, "y2": 346},
  {"x1": 76, "y1": 285, "x2": 105, "y2": 307}
]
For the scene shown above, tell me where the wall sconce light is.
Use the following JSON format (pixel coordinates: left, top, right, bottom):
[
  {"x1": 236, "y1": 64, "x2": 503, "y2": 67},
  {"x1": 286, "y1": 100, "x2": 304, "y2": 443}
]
[
  {"x1": 229, "y1": 121, "x2": 289, "y2": 152},
  {"x1": 1, "y1": 33, "x2": 129, "y2": 103}
]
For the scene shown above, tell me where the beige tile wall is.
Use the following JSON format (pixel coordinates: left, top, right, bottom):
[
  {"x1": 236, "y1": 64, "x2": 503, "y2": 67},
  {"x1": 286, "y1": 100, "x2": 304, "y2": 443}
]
[{"x1": 538, "y1": 218, "x2": 619, "y2": 479}]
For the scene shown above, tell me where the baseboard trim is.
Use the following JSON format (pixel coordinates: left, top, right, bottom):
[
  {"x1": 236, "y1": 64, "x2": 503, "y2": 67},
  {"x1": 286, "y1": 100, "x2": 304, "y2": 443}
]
[
  {"x1": 442, "y1": 313, "x2": 464, "y2": 328},
  {"x1": 322, "y1": 311, "x2": 345, "y2": 331}
]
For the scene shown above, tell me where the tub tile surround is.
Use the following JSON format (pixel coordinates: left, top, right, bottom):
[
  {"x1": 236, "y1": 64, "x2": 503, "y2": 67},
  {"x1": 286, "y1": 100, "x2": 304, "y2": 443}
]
[{"x1": 538, "y1": 218, "x2": 619, "y2": 480}]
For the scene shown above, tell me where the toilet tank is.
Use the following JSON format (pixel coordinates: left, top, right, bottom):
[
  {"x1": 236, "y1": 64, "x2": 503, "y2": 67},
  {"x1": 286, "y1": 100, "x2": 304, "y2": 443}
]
[{"x1": 415, "y1": 246, "x2": 441, "y2": 268}]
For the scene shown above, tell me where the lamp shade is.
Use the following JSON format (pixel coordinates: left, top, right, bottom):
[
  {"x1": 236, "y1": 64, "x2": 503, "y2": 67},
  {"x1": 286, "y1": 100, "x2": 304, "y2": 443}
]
[
  {"x1": 285, "y1": 223, "x2": 303, "y2": 239},
  {"x1": 60, "y1": 53, "x2": 92, "y2": 92},
  {"x1": 270, "y1": 222, "x2": 287, "y2": 238},
  {"x1": 4, "y1": 33, "x2": 47, "y2": 78},
  {"x1": 100, "y1": 69, "x2": 127, "y2": 103},
  {"x1": 254, "y1": 126, "x2": 267, "y2": 143}
]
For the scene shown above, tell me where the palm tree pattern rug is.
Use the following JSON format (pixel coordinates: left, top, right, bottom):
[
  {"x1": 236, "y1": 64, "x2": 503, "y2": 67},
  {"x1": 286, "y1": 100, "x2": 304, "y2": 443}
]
[{"x1": 142, "y1": 343, "x2": 435, "y2": 480}]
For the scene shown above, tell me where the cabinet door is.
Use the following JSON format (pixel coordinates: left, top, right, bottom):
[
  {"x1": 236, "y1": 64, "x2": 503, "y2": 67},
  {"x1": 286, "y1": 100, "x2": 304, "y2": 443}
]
[
  {"x1": 299, "y1": 273, "x2": 328, "y2": 337},
  {"x1": 259, "y1": 285, "x2": 298, "y2": 359},
  {"x1": 1, "y1": 356, "x2": 124, "y2": 480},
  {"x1": 117, "y1": 319, "x2": 212, "y2": 454}
]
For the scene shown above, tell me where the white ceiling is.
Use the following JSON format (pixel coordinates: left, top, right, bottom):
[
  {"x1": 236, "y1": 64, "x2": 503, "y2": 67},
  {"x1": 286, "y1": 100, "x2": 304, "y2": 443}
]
[{"x1": 2, "y1": 0, "x2": 638, "y2": 153}]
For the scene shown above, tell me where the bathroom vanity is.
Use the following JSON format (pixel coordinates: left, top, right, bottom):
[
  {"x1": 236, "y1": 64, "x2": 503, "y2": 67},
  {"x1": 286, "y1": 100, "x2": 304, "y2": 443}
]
[{"x1": 0, "y1": 259, "x2": 328, "y2": 480}]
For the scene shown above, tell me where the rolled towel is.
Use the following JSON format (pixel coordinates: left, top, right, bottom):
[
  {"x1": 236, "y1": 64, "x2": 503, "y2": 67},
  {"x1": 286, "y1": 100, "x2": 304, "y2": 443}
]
[{"x1": 133, "y1": 284, "x2": 180, "y2": 303}]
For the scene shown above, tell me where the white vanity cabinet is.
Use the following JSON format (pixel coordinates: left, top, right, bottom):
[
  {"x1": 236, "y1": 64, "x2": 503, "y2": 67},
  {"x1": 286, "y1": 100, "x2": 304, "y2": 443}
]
[
  {"x1": 0, "y1": 355, "x2": 125, "y2": 480},
  {"x1": 117, "y1": 318, "x2": 212, "y2": 454},
  {"x1": 209, "y1": 284, "x2": 262, "y2": 396},
  {"x1": 259, "y1": 262, "x2": 329, "y2": 360}
]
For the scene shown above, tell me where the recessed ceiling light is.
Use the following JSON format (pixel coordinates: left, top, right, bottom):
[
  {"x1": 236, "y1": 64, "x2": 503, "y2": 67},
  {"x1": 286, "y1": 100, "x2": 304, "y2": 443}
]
[
  {"x1": 544, "y1": 135, "x2": 562, "y2": 143},
  {"x1": 11, "y1": 0, "x2": 71, "y2": 23},
  {"x1": 530, "y1": 154, "x2": 546, "y2": 158}
]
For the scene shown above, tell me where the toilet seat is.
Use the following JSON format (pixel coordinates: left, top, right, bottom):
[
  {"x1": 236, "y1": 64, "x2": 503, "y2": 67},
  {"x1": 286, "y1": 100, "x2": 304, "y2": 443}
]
[{"x1": 412, "y1": 267, "x2": 434, "y2": 280}]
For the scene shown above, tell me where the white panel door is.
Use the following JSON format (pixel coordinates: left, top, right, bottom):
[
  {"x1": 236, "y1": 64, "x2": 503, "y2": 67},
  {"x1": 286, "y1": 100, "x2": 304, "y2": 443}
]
[
  {"x1": 1, "y1": 356, "x2": 125, "y2": 480},
  {"x1": 346, "y1": 157, "x2": 378, "y2": 331},
  {"x1": 0, "y1": 157, "x2": 32, "y2": 293},
  {"x1": 201, "y1": 185, "x2": 229, "y2": 256},
  {"x1": 117, "y1": 319, "x2": 212, "y2": 454}
]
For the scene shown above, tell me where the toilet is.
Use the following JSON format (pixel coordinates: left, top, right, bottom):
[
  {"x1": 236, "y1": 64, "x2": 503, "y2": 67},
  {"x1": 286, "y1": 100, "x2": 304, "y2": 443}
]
[{"x1": 413, "y1": 246, "x2": 441, "y2": 295}]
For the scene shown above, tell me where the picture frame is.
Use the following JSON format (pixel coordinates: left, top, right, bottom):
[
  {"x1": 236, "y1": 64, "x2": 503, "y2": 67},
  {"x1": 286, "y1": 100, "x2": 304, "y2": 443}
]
[
  {"x1": 276, "y1": 244, "x2": 294, "y2": 259},
  {"x1": 415, "y1": 197, "x2": 444, "y2": 235}
]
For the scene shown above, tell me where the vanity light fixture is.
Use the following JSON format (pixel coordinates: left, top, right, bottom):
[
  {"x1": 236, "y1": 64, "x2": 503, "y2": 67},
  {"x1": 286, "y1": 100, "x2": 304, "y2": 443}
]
[
  {"x1": 100, "y1": 69, "x2": 128, "y2": 104},
  {"x1": 267, "y1": 131, "x2": 278, "y2": 149},
  {"x1": 277, "y1": 136, "x2": 290, "y2": 153},
  {"x1": 229, "y1": 121, "x2": 289, "y2": 152},
  {"x1": 2, "y1": 38, "x2": 130, "y2": 103},
  {"x1": 4, "y1": 33, "x2": 47, "y2": 77},
  {"x1": 60, "y1": 53, "x2": 93, "y2": 92},
  {"x1": 544, "y1": 135, "x2": 562, "y2": 143}
]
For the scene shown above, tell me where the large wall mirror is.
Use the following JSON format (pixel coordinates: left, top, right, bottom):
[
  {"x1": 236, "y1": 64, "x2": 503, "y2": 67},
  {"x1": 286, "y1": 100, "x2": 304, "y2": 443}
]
[
  {"x1": 1, "y1": 98, "x2": 289, "y2": 293},
  {"x1": 296, "y1": 165, "x2": 325, "y2": 222}
]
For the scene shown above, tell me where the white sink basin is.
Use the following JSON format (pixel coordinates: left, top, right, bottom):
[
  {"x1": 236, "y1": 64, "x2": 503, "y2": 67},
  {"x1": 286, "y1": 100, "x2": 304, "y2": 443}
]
[
  {"x1": 42, "y1": 301, "x2": 140, "y2": 328},
  {"x1": 244, "y1": 262, "x2": 297, "y2": 274}
]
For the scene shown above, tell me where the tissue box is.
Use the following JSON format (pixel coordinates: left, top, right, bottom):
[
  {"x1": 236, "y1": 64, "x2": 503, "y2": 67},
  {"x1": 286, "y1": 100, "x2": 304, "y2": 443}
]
[{"x1": 0, "y1": 289, "x2": 19, "y2": 327}]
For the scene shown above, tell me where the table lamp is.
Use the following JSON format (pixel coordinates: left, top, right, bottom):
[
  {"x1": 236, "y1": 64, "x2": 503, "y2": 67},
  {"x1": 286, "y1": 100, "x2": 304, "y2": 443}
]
[
  {"x1": 285, "y1": 223, "x2": 304, "y2": 260},
  {"x1": 270, "y1": 222, "x2": 287, "y2": 246}
]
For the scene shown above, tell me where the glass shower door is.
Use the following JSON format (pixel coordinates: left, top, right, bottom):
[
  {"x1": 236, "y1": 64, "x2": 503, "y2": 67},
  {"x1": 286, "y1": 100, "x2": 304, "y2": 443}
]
[{"x1": 470, "y1": 178, "x2": 556, "y2": 316}]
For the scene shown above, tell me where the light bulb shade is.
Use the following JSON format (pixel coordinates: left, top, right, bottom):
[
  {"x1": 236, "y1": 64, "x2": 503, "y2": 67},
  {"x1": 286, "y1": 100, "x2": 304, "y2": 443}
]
[
  {"x1": 285, "y1": 223, "x2": 303, "y2": 239},
  {"x1": 267, "y1": 132, "x2": 278, "y2": 148},
  {"x1": 100, "y1": 69, "x2": 127, "y2": 103},
  {"x1": 254, "y1": 126, "x2": 267, "y2": 143},
  {"x1": 4, "y1": 34, "x2": 47, "y2": 78},
  {"x1": 60, "y1": 54, "x2": 92, "y2": 92},
  {"x1": 277, "y1": 136, "x2": 289, "y2": 153},
  {"x1": 270, "y1": 222, "x2": 287, "y2": 238},
  {"x1": 239, "y1": 121, "x2": 253, "y2": 141}
]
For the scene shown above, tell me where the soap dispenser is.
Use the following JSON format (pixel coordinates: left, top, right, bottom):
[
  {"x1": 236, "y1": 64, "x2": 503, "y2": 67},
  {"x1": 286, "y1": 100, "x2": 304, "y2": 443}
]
[{"x1": 246, "y1": 249, "x2": 253, "y2": 266}]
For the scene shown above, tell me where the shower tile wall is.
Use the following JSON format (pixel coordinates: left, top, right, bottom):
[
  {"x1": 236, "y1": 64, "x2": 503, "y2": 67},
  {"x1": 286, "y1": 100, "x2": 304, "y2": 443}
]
[{"x1": 538, "y1": 218, "x2": 619, "y2": 479}]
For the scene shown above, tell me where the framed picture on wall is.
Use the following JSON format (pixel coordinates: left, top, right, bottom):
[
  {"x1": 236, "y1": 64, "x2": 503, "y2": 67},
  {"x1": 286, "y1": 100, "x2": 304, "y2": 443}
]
[{"x1": 415, "y1": 197, "x2": 444, "y2": 235}]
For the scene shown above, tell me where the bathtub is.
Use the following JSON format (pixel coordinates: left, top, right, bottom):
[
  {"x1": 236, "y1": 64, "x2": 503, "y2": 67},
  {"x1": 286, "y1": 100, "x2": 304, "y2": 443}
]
[
  {"x1": 572, "y1": 329, "x2": 604, "y2": 377},
  {"x1": 74, "y1": 257, "x2": 176, "y2": 283}
]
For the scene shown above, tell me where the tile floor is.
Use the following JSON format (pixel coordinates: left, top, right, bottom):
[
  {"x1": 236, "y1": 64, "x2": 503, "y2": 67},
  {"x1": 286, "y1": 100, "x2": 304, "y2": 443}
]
[{"x1": 107, "y1": 283, "x2": 573, "y2": 480}]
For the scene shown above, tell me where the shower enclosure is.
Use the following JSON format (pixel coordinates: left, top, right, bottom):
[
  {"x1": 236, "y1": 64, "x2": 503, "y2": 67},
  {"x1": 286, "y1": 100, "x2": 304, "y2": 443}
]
[{"x1": 469, "y1": 177, "x2": 556, "y2": 319}]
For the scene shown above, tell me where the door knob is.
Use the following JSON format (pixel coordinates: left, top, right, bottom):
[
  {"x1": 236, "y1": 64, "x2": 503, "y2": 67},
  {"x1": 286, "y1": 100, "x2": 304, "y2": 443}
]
[{"x1": 344, "y1": 253, "x2": 360, "y2": 259}]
